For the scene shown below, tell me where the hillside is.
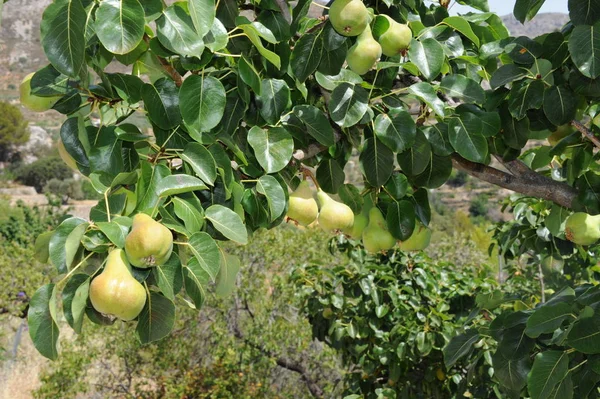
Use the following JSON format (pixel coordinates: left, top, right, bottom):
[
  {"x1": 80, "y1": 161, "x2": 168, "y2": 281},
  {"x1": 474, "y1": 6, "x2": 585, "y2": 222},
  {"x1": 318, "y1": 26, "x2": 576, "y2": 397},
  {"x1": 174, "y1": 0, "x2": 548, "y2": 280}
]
[{"x1": 502, "y1": 13, "x2": 569, "y2": 37}]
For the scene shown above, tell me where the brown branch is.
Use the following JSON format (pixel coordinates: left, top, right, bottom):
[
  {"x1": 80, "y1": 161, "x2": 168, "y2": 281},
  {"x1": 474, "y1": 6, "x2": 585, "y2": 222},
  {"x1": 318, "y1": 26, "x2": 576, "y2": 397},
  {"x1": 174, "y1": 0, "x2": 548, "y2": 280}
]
[
  {"x1": 572, "y1": 119, "x2": 600, "y2": 149},
  {"x1": 452, "y1": 154, "x2": 578, "y2": 209},
  {"x1": 143, "y1": 34, "x2": 183, "y2": 87}
]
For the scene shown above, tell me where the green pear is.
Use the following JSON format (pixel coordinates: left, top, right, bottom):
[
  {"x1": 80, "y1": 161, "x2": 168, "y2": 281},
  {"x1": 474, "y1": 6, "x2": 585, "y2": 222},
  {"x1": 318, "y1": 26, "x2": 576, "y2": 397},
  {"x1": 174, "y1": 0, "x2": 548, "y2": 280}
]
[
  {"x1": 362, "y1": 207, "x2": 396, "y2": 253},
  {"x1": 125, "y1": 213, "x2": 173, "y2": 268},
  {"x1": 541, "y1": 255, "x2": 564, "y2": 273},
  {"x1": 316, "y1": 189, "x2": 354, "y2": 232},
  {"x1": 344, "y1": 211, "x2": 368, "y2": 238},
  {"x1": 346, "y1": 25, "x2": 382, "y2": 75},
  {"x1": 565, "y1": 212, "x2": 600, "y2": 246},
  {"x1": 57, "y1": 139, "x2": 78, "y2": 172},
  {"x1": 328, "y1": 0, "x2": 369, "y2": 37},
  {"x1": 376, "y1": 15, "x2": 411, "y2": 57},
  {"x1": 287, "y1": 180, "x2": 319, "y2": 226},
  {"x1": 398, "y1": 222, "x2": 431, "y2": 251},
  {"x1": 547, "y1": 124, "x2": 574, "y2": 146},
  {"x1": 19, "y1": 73, "x2": 62, "y2": 112},
  {"x1": 89, "y1": 249, "x2": 147, "y2": 321}
]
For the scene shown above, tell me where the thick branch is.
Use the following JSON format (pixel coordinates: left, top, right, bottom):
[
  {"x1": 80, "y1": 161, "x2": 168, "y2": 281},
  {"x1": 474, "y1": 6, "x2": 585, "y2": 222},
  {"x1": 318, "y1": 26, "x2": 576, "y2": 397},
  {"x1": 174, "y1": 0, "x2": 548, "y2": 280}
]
[{"x1": 452, "y1": 154, "x2": 578, "y2": 209}]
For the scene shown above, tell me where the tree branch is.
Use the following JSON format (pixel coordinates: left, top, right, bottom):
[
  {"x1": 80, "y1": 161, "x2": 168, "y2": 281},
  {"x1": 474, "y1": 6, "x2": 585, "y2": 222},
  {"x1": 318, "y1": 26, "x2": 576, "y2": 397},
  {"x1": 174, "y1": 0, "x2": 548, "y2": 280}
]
[
  {"x1": 572, "y1": 119, "x2": 600, "y2": 149},
  {"x1": 452, "y1": 154, "x2": 578, "y2": 209}
]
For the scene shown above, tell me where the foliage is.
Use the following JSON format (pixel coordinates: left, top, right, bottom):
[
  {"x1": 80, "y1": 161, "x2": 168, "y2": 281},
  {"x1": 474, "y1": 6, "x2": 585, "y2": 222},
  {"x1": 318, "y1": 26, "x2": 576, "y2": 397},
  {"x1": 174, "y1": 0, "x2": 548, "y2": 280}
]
[
  {"x1": 0, "y1": 101, "x2": 29, "y2": 161},
  {"x1": 43, "y1": 178, "x2": 85, "y2": 204},
  {"x1": 469, "y1": 193, "x2": 489, "y2": 218},
  {"x1": 13, "y1": 156, "x2": 72, "y2": 192}
]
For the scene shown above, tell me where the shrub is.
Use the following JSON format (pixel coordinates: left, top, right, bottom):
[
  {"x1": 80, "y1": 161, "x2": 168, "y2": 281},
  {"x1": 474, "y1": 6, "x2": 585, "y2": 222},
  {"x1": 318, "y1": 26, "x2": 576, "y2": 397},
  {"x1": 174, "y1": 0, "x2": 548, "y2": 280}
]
[
  {"x1": 14, "y1": 156, "x2": 73, "y2": 192},
  {"x1": 469, "y1": 194, "x2": 489, "y2": 218},
  {"x1": 44, "y1": 178, "x2": 84, "y2": 204},
  {"x1": 0, "y1": 102, "x2": 29, "y2": 162}
]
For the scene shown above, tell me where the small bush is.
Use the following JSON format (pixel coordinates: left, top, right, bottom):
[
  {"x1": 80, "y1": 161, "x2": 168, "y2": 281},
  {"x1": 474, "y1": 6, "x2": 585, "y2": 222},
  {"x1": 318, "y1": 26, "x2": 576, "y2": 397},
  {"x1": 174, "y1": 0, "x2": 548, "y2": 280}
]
[
  {"x1": 44, "y1": 178, "x2": 84, "y2": 204},
  {"x1": 14, "y1": 156, "x2": 73, "y2": 192},
  {"x1": 469, "y1": 193, "x2": 489, "y2": 218},
  {"x1": 446, "y1": 170, "x2": 468, "y2": 187}
]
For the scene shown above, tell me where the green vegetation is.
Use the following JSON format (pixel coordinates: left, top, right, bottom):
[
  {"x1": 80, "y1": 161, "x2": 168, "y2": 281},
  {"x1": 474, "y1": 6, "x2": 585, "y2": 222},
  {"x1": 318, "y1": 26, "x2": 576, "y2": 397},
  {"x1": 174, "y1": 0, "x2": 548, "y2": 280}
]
[
  {"x1": 0, "y1": 101, "x2": 29, "y2": 161},
  {"x1": 13, "y1": 156, "x2": 72, "y2": 192}
]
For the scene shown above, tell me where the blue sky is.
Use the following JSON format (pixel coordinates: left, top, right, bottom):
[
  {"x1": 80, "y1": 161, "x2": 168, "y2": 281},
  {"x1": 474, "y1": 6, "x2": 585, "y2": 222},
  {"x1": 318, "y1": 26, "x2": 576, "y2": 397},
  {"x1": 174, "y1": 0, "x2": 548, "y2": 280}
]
[{"x1": 451, "y1": 0, "x2": 568, "y2": 16}]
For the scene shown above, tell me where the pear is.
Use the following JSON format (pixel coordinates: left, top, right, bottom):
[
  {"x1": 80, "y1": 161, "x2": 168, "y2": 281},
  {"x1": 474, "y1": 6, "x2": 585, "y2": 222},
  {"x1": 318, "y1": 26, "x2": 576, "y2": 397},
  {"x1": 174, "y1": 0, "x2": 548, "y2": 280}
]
[
  {"x1": 19, "y1": 73, "x2": 62, "y2": 112},
  {"x1": 362, "y1": 207, "x2": 396, "y2": 253},
  {"x1": 343, "y1": 211, "x2": 368, "y2": 238},
  {"x1": 541, "y1": 255, "x2": 565, "y2": 273},
  {"x1": 346, "y1": 25, "x2": 382, "y2": 75},
  {"x1": 57, "y1": 139, "x2": 78, "y2": 172},
  {"x1": 89, "y1": 249, "x2": 147, "y2": 321},
  {"x1": 287, "y1": 180, "x2": 319, "y2": 226},
  {"x1": 565, "y1": 212, "x2": 600, "y2": 246},
  {"x1": 547, "y1": 124, "x2": 574, "y2": 146},
  {"x1": 316, "y1": 189, "x2": 354, "y2": 232},
  {"x1": 398, "y1": 222, "x2": 431, "y2": 251},
  {"x1": 125, "y1": 213, "x2": 173, "y2": 268},
  {"x1": 328, "y1": 0, "x2": 369, "y2": 37},
  {"x1": 376, "y1": 15, "x2": 412, "y2": 57}
]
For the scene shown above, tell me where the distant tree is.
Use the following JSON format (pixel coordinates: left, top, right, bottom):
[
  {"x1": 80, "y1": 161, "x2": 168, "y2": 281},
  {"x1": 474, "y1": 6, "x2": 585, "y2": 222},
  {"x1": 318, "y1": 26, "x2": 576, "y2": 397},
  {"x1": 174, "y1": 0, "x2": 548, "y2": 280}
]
[{"x1": 0, "y1": 101, "x2": 29, "y2": 162}]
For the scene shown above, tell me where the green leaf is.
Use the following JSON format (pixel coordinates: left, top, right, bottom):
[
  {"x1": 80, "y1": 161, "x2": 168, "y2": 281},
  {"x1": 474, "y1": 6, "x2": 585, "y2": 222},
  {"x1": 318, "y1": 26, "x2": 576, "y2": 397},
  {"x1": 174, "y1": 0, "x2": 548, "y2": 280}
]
[
  {"x1": 256, "y1": 175, "x2": 286, "y2": 221},
  {"x1": 238, "y1": 56, "x2": 262, "y2": 94},
  {"x1": 205, "y1": 205, "x2": 248, "y2": 244},
  {"x1": 338, "y1": 184, "x2": 363, "y2": 213},
  {"x1": 448, "y1": 115, "x2": 488, "y2": 163},
  {"x1": 509, "y1": 80, "x2": 545, "y2": 120},
  {"x1": 569, "y1": 0, "x2": 600, "y2": 25},
  {"x1": 443, "y1": 330, "x2": 480, "y2": 368},
  {"x1": 422, "y1": 124, "x2": 453, "y2": 156},
  {"x1": 385, "y1": 174, "x2": 409, "y2": 199},
  {"x1": 156, "y1": 175, "x2": 208, "y2": 197},
  {"x1": 180, "y1": 75, "x2": 226, "y2": 133},
  {"x1": 293, "y1": 105, "x2": 335, "y2": 146},
  {"x1": 374, "y1": 110, "x2": 417, "y2": 153},
  {"x1": 153, "y1": 253, "x2": 183, "y2": 301},
  {"x1": 257, "y1": 79, "x2": 291, "y2": 125},
  {"x1": 567, "y1": 313, "x2": 600, "y2": 353},
  {"x1": 514, "y1": 0, "x2": 545, "y2": 23},
  {"x1": 543, "y1": 86, "x2": 578, "y2": 126},
  {"x1": 525, "y1": 302, "x2": 573, "y2": 338},
  {"x1": 49, "y1": 217, "x2": 88, "y2": 274},
  {"x1": 87, "y1": 126, "x2": 124, "y2": 178},
  {"x1": 156, "y1": 3, "x2": 204, "y2": 57},
  {"x1": 248, "y1": 126, "x2": 293, "y2": 173},
  {"x1": 96, "y1": 221, "x2": 128, "y2": 248},
  {"x1": 141, "y1": 78, "x2": 182, "y2": 130},
  {"x1": 442, "y1": 16, "x2": 480, "y2": 47},
  {"x1": 411, "y1": 154, "x2": 453, "y2": 189},
  {"x1": 569, "y1": 22, "x2": 600, "y2": 79},
  {"x1": 40, "y1": 0, "x2": 86, "y2": 77},
  {"x1": 315, "y1": 69, "x2": 362, "y2": 91},
  {"x1": 527, "y1": 351, "x2": 569, "y2": 399},
  {"x1": 291, "y1": 32, "x2": 323, "y2": 82},
  {"x1": 181, "y1": 142, "x2": 217, "y2": 186},
  {"x1": 328, "y1": 83, "x2": 369, "y2": 128},
  {"x1": 408, "y1": 82, "x2": 445, "y2": 116},
  {"x1": 95, "y1": 0, "x2": 145, "y2": 55},
  {"x1": 183, "y1": 236, "x2": 212, "y2": 307},
  {"x1": 239, "y1": 23, "x2": 281, "y2": 69},
  {"x1": 386, "y1": 200, "x2": 415, "y2": 241},
  {"x1": 28, "y1": 284, "x2": 59, "y2": 360},
  {"x1": 60, "y1": 117, "x2": 89, "y2": 175},
  {"x1": 397, "y1": 129, "x2": 431, "y2": 176},
  {"x1": 62, "y1": 274, "x2": 90, "y2": 334},
  {"x1": 189, "y1": 0, "x2": 215, "y2": 37},
  {"x1": 215, "y1": 250, "x2": 241, "y2": 298},
  {"x1": 136, "y1": 292, "x2": 175, "y2": 344},
  {"x1": 136, "y1": 162, "x2": 171, "y2": 213},
  {"x1": 219, "y1": 91, "x2": 247, "y2": 136},
  {"x1": 490, "y1": 64, "x2": 528, "y2": 89},
  {"x1": 440, "y1": 75, "x2": 485, "y2": 104},
  {"x1": 204, "y1": 18, "x2": 229, "y2": 52},
  {"x1": 360, "y1": 137, "x2": 394, "y2": 187},
  {"x1": 408, "y1": 38, "x2": 445, "y2": 81},
  {"x1": 492, "y1": 351, "x2": 530, "y2": 392},
  {"x1": 172, "y1": 196, "x2": 205, "y2": 233},
  {"x1": 34, "y1": 231, "x2": 53, "y2": 263},
  {"x1": 316, "y1": 158, "x2": 346, "y2": 194}
]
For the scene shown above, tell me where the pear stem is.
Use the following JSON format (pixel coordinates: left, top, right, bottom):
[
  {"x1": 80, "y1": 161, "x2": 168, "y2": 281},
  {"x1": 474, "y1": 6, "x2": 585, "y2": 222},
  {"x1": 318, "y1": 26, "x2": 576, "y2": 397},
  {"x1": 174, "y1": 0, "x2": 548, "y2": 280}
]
[
  {"x1": 311, "y1": 2, "x2": 329, "y2": 9},
  {"x1": 56, "y1": 252, "x2": 95, "y2": 287},
  {"x1": 300, "y1": 167, "x2": 320, "y2": 190}
]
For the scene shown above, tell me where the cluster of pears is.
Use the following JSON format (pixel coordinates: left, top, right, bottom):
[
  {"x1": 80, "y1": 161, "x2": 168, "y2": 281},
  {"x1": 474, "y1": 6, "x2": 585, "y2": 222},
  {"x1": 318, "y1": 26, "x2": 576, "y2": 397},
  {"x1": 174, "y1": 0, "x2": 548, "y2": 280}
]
[
  {"x1": 328, "y1": 0, "x2": 411, "y2": 75},
  {"x1": 89, "y1": 213, "x2": 173, "y2": 321},
  {"x1": 565, "y1": 212, "x2": 600, "y2": 246}
]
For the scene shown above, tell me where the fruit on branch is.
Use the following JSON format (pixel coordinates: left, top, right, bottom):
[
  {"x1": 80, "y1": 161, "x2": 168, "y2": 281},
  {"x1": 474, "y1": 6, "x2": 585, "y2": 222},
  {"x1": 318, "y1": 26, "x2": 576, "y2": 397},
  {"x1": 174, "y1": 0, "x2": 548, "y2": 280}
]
[
  {"x1": 541, "y1": 255, "x2": 564, "y2": 273},
  {"x1": 346, "y1": 25, "x2": 382, "y2": 75},
  {"x1": 328, "y1": 0, "x2": 369, "y2": 37},
  {"x1": 287, "y1": 180, "x2": 319, "y2": 226},
  {"x1": 362, "y1": 207, "x2": 396, "y2": 253},
  {"x1": 376, "y1": 15, "x2": 411, "y2": 57},
  {"x1": 343, "y1": 211, "x2": 368, "y2": 238},
  {"x1": 547, "y1": 124, "x2": 574, "y2": 146},
  {"x1": 57, "y1": 139, "x2": 78, "y2": 172},
  {"x1": 316, "y1": 189, "x2": 355, "y2": 232},
  {"x1": 19, "y1": 73, "x2": 62, "y2": 112},
  {"x1": 125, "y1": 213, "x2": 173, "y2": 268},
  {"x1": 565, "y1": 212, "x2": 600, "y2": 246},
  {"x1": 398, "y1": 222, "x2": 431, "y2": 251},
  {"x1": 89, "y1": 249, "x2": 147, "y2": 321}
]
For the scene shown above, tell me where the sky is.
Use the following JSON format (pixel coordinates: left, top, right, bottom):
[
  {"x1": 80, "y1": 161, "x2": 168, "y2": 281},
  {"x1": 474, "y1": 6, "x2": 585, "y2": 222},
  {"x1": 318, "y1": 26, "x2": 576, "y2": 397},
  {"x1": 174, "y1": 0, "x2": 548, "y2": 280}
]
[{"x1": 451, "y1": 0, "x2": 568, "y2": 16}]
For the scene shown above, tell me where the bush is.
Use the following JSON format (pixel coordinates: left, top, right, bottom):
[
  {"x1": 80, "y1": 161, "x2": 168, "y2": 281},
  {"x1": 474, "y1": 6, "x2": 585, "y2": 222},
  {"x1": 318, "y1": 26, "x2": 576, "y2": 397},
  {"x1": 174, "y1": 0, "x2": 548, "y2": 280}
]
[
  {"x1": 446, "y1": 170, "x2": 468, "y2": 187},
  {"x1": 14, "y1": 156, "x2": 73, "y2": 192},
  {"x1": 469, "y1": 194, "x2": 489, "y2": 218},
  {"x1": 44, "y1": 178, "x2": 84, "y2": 204},
  {"x1": 0, "y1": 102, "x2": 29, "y2": 162}
]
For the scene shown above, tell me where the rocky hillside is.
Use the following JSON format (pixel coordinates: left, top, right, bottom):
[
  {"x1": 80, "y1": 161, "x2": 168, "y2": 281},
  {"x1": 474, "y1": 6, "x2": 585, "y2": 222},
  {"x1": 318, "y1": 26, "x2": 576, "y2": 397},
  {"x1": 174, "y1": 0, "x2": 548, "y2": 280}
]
[{"x1": 503, "y1": 13, "x2": 569, "y2": 37}]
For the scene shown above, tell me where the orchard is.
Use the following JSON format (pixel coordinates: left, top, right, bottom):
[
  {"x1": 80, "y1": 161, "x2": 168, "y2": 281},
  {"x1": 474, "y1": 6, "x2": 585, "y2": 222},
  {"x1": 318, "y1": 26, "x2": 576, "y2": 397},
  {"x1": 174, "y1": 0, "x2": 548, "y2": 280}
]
[{"x1": 10, "y1": 0, "x2": 600, "y2": 397}]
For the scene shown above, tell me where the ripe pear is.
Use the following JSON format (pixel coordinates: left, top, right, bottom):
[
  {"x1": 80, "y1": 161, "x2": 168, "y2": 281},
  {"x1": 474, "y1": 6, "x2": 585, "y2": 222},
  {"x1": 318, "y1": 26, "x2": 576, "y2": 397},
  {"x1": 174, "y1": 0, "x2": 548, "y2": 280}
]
[
  {"x1": 343, "y1": 211, "x2": 368, "y2": 238},
  {"x1": 89, "y1": 249, "x2": 147, "y2": 321},
  {"x1": 125, "y1": 213, "x2": 173, "y2": 268},
  {"x1": 316, "y1": 189, "x2": 354, "y2": 232},
  {"x1": 565, "y1": 212, "x2": 600, "y2": 246},
  {"x1": 346, "y1": 25, "x2": 382, "y2": 75},
  {"x1": 19, "y1": 73, "x2": 62, "y2": 112},
  {"x1": 398, "y1": 222, "x2": 431, "y2": 251},
  {"x1": 376, "y1": 15, "x2": 412, "y2": 57},
  {"x1": 362, "y1": 207, "x2": 396, "y2": 253},
  {"x1": 57, "y1": 139, "x2": 78, "y2": 172},
  {"x1": 328, "y1": 0, "x2": 369, "y2": 37},
  {"x1": 287, "y1": 180, "x2": 319, "y2": 226}
]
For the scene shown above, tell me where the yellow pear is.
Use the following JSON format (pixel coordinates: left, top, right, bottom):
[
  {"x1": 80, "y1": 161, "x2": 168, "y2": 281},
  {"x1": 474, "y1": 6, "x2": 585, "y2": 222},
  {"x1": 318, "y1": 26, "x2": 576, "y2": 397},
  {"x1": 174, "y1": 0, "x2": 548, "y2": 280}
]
[
  {"x1": 125, "y1": 213, "x2": 173, "y2": 268},
  {"x1": 57, "y1": 138, "x2": 79, "y2": 172},
  {"x1": 328, "y1": 0, "x2": 369, "y2": 37},
  {"x1": 287, "y1": 180, "x2": 318, "y2": 226},
  {"x1": 565, "y1": 212, "x2": 600, "y2": 246},
  {"x1": 89, "y1": 249, "x2": 147, "y2": 321},
  {"x1": 316, "y1": 189, "x2": 354, "y2": 232},
  {"x1": 377, "y1": 15, "x2": 412, "y2": 57},
  {"x1": 362, "y1": 207, "x2": 396, "y2": 253},
  {"x1": 398, "y1": 222, "x2": 431, "y2": 251},
  {"x1": 19, "y1": 73, "x2": 62, "y2": 112},
  {"x1": 346, "y1": 25, "x2": 382, "y2": 75}
]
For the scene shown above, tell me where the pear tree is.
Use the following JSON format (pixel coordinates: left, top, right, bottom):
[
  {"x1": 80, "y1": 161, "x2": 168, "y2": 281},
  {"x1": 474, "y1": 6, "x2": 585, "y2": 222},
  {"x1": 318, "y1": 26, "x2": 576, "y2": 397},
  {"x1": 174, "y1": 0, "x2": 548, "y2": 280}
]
[{"x1": 18, "y1": 0, "x2": 600, "y2": 395}]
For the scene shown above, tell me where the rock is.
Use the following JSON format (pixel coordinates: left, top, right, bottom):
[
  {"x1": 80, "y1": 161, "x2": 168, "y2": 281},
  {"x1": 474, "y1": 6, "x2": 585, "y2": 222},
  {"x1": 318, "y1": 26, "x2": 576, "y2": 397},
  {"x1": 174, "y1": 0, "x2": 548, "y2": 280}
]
[{"x1": 14, "y1": 125, "x2": 52, "y2": 164}]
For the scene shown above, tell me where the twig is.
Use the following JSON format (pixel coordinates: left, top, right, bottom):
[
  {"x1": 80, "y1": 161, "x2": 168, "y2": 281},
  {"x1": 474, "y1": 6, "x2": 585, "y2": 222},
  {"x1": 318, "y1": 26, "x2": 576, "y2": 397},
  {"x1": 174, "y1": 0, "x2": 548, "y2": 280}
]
[{"x1": 572, "y1": 119, "x2": 600, "y2": 149}]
